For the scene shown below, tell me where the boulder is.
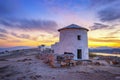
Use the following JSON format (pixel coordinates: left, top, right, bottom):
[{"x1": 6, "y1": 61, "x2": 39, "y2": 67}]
[
  {"x1": 60, "y1": 62, "x2": 67, "y2": 67},
  {"x1": 92, "y1": 60, "x2": 109, "y2": 66}
]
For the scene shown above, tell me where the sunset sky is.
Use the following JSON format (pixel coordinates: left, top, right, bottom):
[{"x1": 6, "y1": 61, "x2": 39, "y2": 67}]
[{"x1": 0, "y1": 0, "x2": 120, "y2": 48}]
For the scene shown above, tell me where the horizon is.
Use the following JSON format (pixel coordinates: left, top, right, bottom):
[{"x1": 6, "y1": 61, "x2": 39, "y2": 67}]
[
  {"x1": 0, "y1": 0, "x2": 120, "y2": 48},
  {"x1": 0, "y1": 45, "x2": 120, "y2": 49}
]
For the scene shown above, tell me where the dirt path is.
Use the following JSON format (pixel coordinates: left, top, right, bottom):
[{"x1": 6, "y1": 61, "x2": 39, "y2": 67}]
[{"x1": 0, "y1": 55, "x2": 120, "y2": 80}]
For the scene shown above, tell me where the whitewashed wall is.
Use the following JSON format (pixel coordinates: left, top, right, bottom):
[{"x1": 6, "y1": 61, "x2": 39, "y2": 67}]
[{"x1": 52, "y1": 29, "x2": 89, "y2": 60}]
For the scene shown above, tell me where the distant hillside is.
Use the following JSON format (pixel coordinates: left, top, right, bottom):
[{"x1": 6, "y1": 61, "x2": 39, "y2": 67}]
[
  {"x1": 0, "y1": 46, "x2": 34, "y2": 52},
  {"x1": 89, "y1": 47, "x2": 120, "y2": 54}
]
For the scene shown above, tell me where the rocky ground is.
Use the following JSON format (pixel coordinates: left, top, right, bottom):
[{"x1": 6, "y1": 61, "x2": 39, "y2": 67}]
[{"x1": 0, "y1": 54, "x2": 120, "y2": 80}]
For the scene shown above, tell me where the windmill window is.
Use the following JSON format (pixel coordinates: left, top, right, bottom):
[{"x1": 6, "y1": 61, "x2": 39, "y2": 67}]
[{"x1": 77, "y1": 35, "x2": 81, "y2": 40}]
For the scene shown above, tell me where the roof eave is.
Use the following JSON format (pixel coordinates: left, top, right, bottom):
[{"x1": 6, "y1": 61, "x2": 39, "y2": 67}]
[{"x1": 58, "y1": 28, "x2": 89, "y2": 32}]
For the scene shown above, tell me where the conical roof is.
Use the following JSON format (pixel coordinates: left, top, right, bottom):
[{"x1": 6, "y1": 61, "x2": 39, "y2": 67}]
[{"x1": 58, "y1": 24, "x2": 89, "y2": 31}]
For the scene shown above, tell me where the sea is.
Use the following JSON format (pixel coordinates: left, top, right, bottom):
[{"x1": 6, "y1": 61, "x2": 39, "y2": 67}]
[{"x1": 90, "y1": 52, "x2": 120, "y2": 57}]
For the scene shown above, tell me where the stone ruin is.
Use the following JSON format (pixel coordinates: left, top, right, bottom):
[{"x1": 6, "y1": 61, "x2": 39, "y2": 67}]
[
  {"x1": 36, "y1": 52, "x2": 78, "y2": 68},
  {"x1": 36, "y1": 48, "x2": 120, "y2": 68}
]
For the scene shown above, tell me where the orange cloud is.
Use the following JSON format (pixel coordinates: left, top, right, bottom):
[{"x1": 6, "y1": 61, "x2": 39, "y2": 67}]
[{"x1": 88, "y1": 37, "x2": 120, "y2": 48}]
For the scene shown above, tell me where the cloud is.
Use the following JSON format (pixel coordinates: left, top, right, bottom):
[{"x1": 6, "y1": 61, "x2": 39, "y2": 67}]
[
  {"x1": 89, "y1": 23, "x2": 112, "y2": 30},
  {"x1": 89, "y1": 37, "x2": 120, "y2": 43},
  {"x1": 19, "y1": 34, "x2": 30, "y2": 39},
  {"x1": 0, "y1": 34, "x2": 7, "y2": 40},
  {"x1": 96, "y1": 0, "x2": 120, "y2": 22},
  {"x1": 99, "y1": 37, "x2": 119, "y2": 40},
  {"x1": 107, "y1": 29, "x2": 120, "y2": 36},
  {"x1": 0, "y1": 0, "x2": 58, "y2": 33},
  {"x1": 98, "y1": 7, "x2": 120, "y2": 22},
  {"x1": 0, "y1": 18, "x2": 58, "y2": 32},
  {"x1": 8, "y1": 40, "x2": 22, "y2": 42},
  {"x1": 0, "y1": 28, "x2": 8, "y2": 34},
  {"x1": 90, "y1": 0, "x2": 117, "y2": 7},
  {"x1": 11, "y1": 32, "x2": 30, "y2": 39},
  {"x1": 0, "y1": 28, "x2": 31, "y2": 40}
]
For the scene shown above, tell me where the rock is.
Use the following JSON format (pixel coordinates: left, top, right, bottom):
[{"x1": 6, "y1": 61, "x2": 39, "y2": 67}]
[
  {"x1": 70, "y1": 60, "x2": 77, "y2": 66},
  {"x1": 76, "y1": 60, "x2": 82, "y2": 65},
  {"x1": 94, "y1": 62, "x2": 101, "y2": 65},
  {"x1": 30, "y1": 75, "x2": 37, "y2": 80},
  {"x1": 80, "y1": 60, "x2": 92, "y2": 65},
  {"x1": 60, "y1": 62, "x2": 67, "y2": 67},
  {"x1": 35, "y1": 75, "x2": 42, "y2": 78},
  {"x1": 93, "y1": 57, "x2": 100, "y2": 60},
  {"x1": 115, "y1": 76, "x2": 120, "y2": 80},
  {"x1": 54, "y1": 63, "x2": 61, "y2": 68},
  {"x1": 109, "y1": 61, "x2": 113, "y2": 65},
  {"x1": 112, "y1": 61, "x2": 119, "y2": 65},
  {"x1": 98, "y1": 60, "x2": 109, "y2": 66},
  {"x1": 92, "y1": 60, "x2": 109, "y2": 66},
  {"x1": 52, "y1": 77, "x2": 55, "y2": 79},
  {"x1": 81, "y1": 61, "x2": 89, "y2": 65}
]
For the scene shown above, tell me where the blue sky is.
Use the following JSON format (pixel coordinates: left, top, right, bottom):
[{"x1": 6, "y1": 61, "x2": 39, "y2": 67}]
[{"x1": 0, "y1": 0, "x2": 120, "y2": 47}]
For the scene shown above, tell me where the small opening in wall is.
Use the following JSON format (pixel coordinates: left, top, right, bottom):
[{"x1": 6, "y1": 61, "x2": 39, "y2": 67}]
[
  {"x1": 77, "y1": 35, "x2": 81, "y2": 40},
  {"x1": 52, "y1": 50, "x2": 54, "y2": 53},
  {"x1": 77, "y1": 49, "x2": 82, "y2": 59}
]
